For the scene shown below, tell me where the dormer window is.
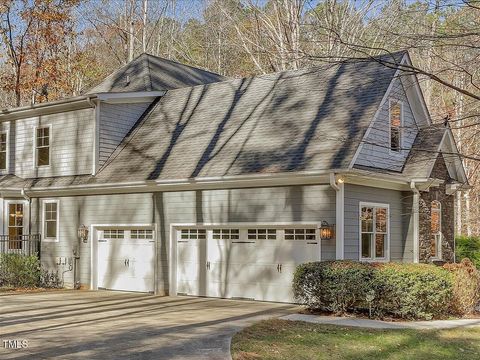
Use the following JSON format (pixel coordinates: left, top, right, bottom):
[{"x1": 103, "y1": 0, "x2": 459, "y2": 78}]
[
  {"x1": 390, "y1": 100, "x2": 402, "y2": 152},
  {"x1": 35, "y1": 126, "x2": 50, "y2": 167}
]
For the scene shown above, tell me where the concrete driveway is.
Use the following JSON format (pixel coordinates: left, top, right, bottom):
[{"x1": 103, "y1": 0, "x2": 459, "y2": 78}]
[{"x1": 0, "y1": 290, "x2": 296, "y2": 359}]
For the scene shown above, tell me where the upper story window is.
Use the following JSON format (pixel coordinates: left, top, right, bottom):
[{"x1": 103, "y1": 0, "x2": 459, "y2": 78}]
[
  {"x1": 35, "y1": 126, "x2": 50, "y2": 167},
  {"x1": 360, "y1": 203, "x2": 389, "y2": 261},
  {"x1": 431, "y1": 201, "x2": 442, "y2": 259},
  {"x1": 0, "y1": 132, "x2": 7, "y2": 170},
  {"x1": 389, "y1": 100, "x2": 403, "y2": 152}
]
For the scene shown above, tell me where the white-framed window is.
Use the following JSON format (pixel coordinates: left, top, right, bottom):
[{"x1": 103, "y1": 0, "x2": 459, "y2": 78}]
[
  {"x1": 35, "y1": 125, "x2": 51, "y2": 167},
  {"x1": 103, "y1": 229, "x2": 124, "y2": 239},
  {"x1": 42, "y1": 200, "x2": 59, "y2": 242},
  {"x1": 248, "y1": 228, "x2": 277, "y2": 240},
  {"x1": 430, "y1": 200, "x2": 442, "y2": 259},
  {"x1": 389, "y1": 99, "x2": 403, "y2": 152},
  {"x1": 0, "y1": 131, "x2": 7, "y2": 171},
  {"x1": 212, "y1": 228, "x2": 239, "y2": 240},
  {"x1": 131, "y1": 229, "x2": 154, "y2": 239},
  {"x1": 180, "y1": 228, "x2": 206, "y2": 240},
  {"x1": 360, "y1": 202, "x2": 389, "y2": 261},
  {"x1": 284, "y1": 228, "x2": 316, "y2": 241}
]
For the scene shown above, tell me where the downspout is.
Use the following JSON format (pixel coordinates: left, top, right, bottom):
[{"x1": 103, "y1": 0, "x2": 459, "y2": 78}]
[
  {"x1": 330, "y1": 173, "x2": 344, "y2": 260},
  {"x1": 410, "y1": 181, "x2": 420, "y2": 263}
]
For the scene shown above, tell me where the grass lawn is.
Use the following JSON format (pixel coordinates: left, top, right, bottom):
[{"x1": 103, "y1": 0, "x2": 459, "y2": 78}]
[{"x1": 231, "y1": 319, "x2": 480, "y2": 360}]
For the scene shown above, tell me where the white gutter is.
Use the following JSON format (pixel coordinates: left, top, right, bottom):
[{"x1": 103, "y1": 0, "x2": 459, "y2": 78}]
[
  {"x1": 330, "y1": 173, "x2": 345, "y2": 260},
  {"x1": 410, "y1": 181, "x2": 420, "y2": 263}
]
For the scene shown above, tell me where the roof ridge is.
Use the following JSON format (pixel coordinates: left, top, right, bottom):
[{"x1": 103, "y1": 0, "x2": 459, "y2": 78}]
[{"x1": 144, "y1": 53, "x2": 153, "y2": 91}]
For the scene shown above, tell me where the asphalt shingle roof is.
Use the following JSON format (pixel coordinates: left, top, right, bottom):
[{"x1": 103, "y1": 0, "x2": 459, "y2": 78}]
[
  {"x1": 94, "y1": 56, "x2": 401, "y2": 184},
  {"x1": 86, "y1": 53, "x2": 227, "y2": 94}
]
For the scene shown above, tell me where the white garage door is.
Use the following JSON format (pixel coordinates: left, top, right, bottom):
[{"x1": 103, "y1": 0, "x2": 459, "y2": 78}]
[
  {"x1": 98, "y1": 228, "x2": 155, "y2": 293},
  {"x1": 176, "y1": 226, "x2": 320, "y2": 303}
]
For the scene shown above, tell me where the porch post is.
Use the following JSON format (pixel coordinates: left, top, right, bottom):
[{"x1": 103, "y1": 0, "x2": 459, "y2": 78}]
[{"x1": 411, "y1": 182, "x2": 420, "y2": 263}]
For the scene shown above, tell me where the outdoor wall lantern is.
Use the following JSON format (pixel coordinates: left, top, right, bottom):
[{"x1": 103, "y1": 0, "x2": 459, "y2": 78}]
[
  {"x1": 78, "y1": 224, "x2": 89, "y2": 243},
  {"x1": 319, "y1": 221, "x2": 334, "y2": 240}
]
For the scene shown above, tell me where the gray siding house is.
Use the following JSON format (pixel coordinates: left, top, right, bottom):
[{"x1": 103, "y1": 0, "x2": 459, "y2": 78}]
[{"x1": 0, "y1": 52, "x2": 467, "y2": 302}]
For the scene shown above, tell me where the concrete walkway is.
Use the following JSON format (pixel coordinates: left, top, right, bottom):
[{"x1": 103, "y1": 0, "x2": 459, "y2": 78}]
[
  {"x1": 0, "y1": 290, "x2": 297, "y2": 360},
  {"x1": 281, "y1": 313, "x2": 480, "y2": 329}
]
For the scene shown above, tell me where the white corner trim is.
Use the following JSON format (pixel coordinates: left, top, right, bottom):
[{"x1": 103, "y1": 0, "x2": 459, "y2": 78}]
[
  {"x1": 330, "y1": 173, "x2": 344, "y2": 260},
  {"x1": 92, "y1": 102, "x2": 100, "y2": 175},
  {"x1": 410, "y1": 182, "x2": 420, "y2": 263}
]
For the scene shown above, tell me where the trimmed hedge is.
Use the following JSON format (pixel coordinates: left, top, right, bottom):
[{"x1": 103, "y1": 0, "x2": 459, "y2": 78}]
[
  {"x1": 0, "y1": 253, "x2": 62, "y2": 289},
  {"x1": 293, "y1": 260, "x2": 479, "y2": 320}
]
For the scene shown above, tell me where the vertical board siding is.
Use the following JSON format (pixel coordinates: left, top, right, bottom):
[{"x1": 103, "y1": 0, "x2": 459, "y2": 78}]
[
  {"x1": 10, "y1": 108, "x2": 94, "y2": 178},
  {"x1": 344, "y1": 184, "x2": 413, "y2": 262},
  {"x1": 355, "y1": 77, "x2": 418, "y2": 171},
  {"x1": 35, "y1": 193, "x2": 154, "y2": 287},
  {"x1": 99, "y1": 102, "x2": 152, "y2": 166}
]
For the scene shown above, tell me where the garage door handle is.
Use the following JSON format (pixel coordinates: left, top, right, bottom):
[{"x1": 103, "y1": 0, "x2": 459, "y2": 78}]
[
  {"x1": 206, "y1": 261, "x2": 210, "y2": 270},
  {"x1": 127, "y1": 259, "x2": 130, "y2": 267}
]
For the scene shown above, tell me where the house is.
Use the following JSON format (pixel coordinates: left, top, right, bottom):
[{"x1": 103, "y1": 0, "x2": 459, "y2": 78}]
[{"x1": 0, "y1": 51, "x2": 468, "y2": 302}]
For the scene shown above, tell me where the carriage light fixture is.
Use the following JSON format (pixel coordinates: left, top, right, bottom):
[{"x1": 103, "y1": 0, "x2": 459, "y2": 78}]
[
  {"x1": 319, "y1": 221, "x2": 334, "y2": 240},
  {"x1": 78, "y1": 224, "x2": 89, "y2": 243}
]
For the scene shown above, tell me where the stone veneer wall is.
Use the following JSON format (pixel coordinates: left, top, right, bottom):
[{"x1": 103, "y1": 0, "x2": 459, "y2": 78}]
[{"x1": 418, "y1": 153, "x2": 455, "y2": 262}]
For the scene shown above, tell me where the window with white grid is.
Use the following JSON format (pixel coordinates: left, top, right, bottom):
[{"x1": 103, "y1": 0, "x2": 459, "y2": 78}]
[
  {"x1": 284, "y1": 228, "x2": 316, "y2": 240},
  {"x1": 180, "y1": 229, "x2": 206, "y2": 240},
  {"x1": 212, "y1": 228, "x2": 239, "y2": 240},
  {"x1": 247, "y1": 228, "x2": 276, "y2": 240},
  {"x1": 131, "y1": 229, "x2": 154, "y2": 239},
  {"x1": 103, "y1": 230, "x2": 124, "y2": 239}
]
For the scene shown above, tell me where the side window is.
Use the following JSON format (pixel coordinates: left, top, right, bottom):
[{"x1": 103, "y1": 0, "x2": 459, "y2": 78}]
[
  {"x1": 43, "y1": 201, "x2": 59, "y2": 242},
  {"x1": 360, "y1": 204, "x2": 389, "y2": 260},
  {"x1": 390, "y1": 100, "x2": 402, "y2": 152},
  {"x1": 36, "y1": 126, "x2": 50, "y2": 167},
  {"x1": 431, "y1": 201, "x2": 441, "y2": 259},
  {"x1": 0, "y1": 132, "x2": 7, "y2": 170}
]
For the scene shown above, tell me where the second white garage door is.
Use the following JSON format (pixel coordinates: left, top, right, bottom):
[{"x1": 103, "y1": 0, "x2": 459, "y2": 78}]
[{"x1": 176, "y1": 226, "x2": 320, "y2": 303}]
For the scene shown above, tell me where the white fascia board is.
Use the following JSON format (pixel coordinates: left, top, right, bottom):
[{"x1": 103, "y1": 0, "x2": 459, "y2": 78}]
[
  {"x1": 15, "y1": 168, "x2": 422, "y2": 197},
  {"x1": 96, "y1": 91, "x2": 165, "y2": 104},
  {"x1": 0, "y1": 96, "x2": 96, "y2": 121}
]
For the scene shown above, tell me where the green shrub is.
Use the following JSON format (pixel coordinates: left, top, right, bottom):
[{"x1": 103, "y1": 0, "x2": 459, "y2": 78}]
[
  {"x1": 0, "y1": 253, "x2": 62, "y2": 289},
  {"x1": 456, "y1": 236, "x2": 480, "y2": 269},
  {"x1": 372, "y1": 263, "x2": 453, "y2": 319},
  {"x1": 293, "y1": 261, "x2": 459, "y2": 320},
  {"x1": 444, "y1": 258, "x2": 480, "y2": 314}
]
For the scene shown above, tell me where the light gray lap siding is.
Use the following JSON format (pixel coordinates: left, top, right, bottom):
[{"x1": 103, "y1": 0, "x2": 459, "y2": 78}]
[
  {"x1": 98, "y1": 102, "x2": 152, "y2": 166},
  {"x1": 344, "y1": 184, "x2": 413, "y2": 262},
  {"x1": 33, "y1": 193, "x2": 155, "y2": 287},
  {"x1": 9, "y1": 108, "x2": 94, "y2": 178},
  {"x1": 34, "y1": 184, "x2": 335, "y2": 291},
  {"x1": 157, "y1": 185, "x2": 337, "y2": 291},
  {"x1": 355, "y1": 77, "x2": 418, "y2": 171}
]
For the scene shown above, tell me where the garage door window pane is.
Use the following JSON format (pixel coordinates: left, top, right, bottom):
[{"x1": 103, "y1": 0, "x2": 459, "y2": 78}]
[
  {"x1": 180, "y1": 229, "x2": 206, "y2": 240},
  {"x1": 213, "y1": 229, "x2": 239, "y2": 240},
  {"x1": 131, "y1": 229, "x2": 153, "y2": 239},
  {"x1": 248, "y1": 229, "x2": 276, "y2": 240},
  {"x1": 285, "y1": 228, "x2": 316, "y2": 240},
  {"x1": 103, "y1": 230, "x2": 124, "y2": 239}
]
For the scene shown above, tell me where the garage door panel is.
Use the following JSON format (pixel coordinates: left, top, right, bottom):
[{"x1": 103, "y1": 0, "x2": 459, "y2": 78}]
[
  {"x1": 176, "y1": 226, "x2": 320, "y2": 303},
  {"x1": 97, "y1": 228, "x2": 154, "y2": 293}
]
